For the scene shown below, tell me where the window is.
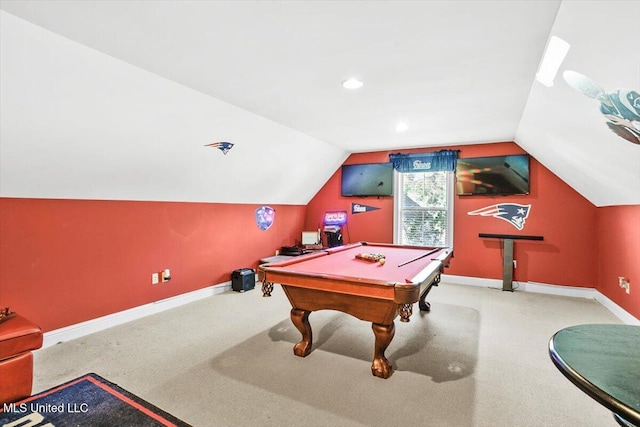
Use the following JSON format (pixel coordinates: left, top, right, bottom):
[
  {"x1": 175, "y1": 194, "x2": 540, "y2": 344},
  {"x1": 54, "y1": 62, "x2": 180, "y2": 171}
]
[{"x1": 394, "y1": 170, "x2": 454, "y2": 247}]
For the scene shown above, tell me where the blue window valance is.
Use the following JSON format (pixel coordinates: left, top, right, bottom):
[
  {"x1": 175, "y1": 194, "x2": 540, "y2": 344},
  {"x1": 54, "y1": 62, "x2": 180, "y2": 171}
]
[{"x1": 389, "y1": 150, "x2": 459, "y2": 173}]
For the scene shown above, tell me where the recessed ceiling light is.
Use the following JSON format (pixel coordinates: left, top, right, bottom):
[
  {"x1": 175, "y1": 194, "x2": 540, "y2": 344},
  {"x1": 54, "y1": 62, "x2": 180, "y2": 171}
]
[
  {"x1": 396, "y1": 122, "x2": 409, "y2": 132},
  {"x1": 342, "y1": 78, "x2": 364, "y2": 89}
]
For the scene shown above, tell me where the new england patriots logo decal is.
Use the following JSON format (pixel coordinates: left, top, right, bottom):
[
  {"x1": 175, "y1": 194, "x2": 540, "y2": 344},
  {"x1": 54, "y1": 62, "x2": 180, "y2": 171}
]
[
  {"x1": 204, "y1": 141, "x2": 234, "y2": 155},
  {"x1": 467, "y1": 203, "x2": 531, "y2": 230}
]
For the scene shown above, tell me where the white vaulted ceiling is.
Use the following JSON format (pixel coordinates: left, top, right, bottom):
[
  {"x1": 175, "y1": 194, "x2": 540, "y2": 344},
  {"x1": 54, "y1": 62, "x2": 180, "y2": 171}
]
[{"x1": 1, "y1": 1, "x2": 638, "y2": 206}]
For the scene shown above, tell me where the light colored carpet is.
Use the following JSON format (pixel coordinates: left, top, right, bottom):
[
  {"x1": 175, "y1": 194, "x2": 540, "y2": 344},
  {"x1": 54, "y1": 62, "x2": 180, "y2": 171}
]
[{"x1": 33, "y1": 282, "x2": 623, "y2": 426}]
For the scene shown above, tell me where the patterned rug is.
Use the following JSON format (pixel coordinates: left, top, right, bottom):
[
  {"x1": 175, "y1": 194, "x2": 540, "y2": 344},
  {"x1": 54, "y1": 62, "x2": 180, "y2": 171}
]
[{"x1": 0, "y1": 373, "x2": 191, "y2": 426}]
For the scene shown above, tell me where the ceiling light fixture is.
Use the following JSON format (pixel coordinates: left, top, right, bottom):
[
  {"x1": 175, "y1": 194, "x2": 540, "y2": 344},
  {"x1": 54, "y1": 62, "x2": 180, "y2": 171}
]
[
  {"x1": 536, "y1": 36, "x2": 570, "y2": 87},
  {"x1": 342, "y1": 78, "x2": 364, "y2": 89},
  {"x1": 396, "y1": 122, "x2": 409, "y2": 132}
]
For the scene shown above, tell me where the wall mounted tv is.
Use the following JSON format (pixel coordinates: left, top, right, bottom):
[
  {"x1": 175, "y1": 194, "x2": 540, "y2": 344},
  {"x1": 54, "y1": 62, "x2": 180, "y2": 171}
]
[
  {"x1": 456, "y1": 154, "x2": 530, "y2": 196},
  {"x1": 341, "y1": 162, "x2": 394, "y2": 197}
]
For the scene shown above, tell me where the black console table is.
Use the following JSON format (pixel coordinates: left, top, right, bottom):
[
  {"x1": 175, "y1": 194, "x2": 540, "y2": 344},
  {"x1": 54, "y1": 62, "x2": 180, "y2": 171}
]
[{"x1": 478, "y1": 233, "x2": 544, "y2": 291}]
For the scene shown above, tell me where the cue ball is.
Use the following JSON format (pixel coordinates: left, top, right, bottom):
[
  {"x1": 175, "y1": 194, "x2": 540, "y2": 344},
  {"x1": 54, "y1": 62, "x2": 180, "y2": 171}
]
[{"x1": 379, "y1": 258, "x2": 386, "y2": 265}]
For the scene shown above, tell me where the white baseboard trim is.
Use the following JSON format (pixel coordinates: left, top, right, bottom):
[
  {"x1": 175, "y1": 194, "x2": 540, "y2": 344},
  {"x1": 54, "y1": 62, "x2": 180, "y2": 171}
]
[
  {"x1": 42, "y1": 282, "x2": 232, "y2": 349},
  {"x1": 442, "y1": 274, "x2": 639, "y2": 325},
  {"x1": 441, "y1": 274, "x2": 503, "y2": 289},
  {"x1": 595, "y1": 292, "x2": 640, "y2": 326},
  {"x1": 523, "y1": 281, "x2": 598, "y2": 299},
  {"x1": 41, "y1": 274, "x2": 638, "y2": 349}
]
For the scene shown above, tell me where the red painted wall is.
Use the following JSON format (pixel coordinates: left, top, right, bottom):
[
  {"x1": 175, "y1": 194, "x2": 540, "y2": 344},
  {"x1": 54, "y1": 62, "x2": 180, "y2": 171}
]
[
  {"x1": 596, "y1": 205, "x2": 640, "y2": 318},
  {"x1": 0, "y1": 198, "x2": 305, "y2": 332},
  {"x1": 305, "y1": 142, "x2": 599, "y2": 288},
  {"x1": 305, "y1": 151, "x2": 395, "y2": 245},
  {"x1": 2, "y1": 148, "x2": 636, "y2": 334},
  {"x1": 454, "y1": 144, "x2": 597, "y2": 288}
]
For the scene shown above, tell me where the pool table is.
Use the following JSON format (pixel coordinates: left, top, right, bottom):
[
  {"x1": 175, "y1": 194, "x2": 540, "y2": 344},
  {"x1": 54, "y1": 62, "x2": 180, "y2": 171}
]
[{"x1": 259, "y1": 242, "x2": 453, "y2": 378}]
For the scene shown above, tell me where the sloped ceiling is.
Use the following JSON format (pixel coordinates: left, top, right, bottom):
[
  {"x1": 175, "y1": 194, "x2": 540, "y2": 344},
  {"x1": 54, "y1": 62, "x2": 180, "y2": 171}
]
[
  {"x1": 1, "y1": 0, "x2": 638, "y2": 206},
  {"x1": 516, "y1": 0, "x2": 640, "y2": 207}
]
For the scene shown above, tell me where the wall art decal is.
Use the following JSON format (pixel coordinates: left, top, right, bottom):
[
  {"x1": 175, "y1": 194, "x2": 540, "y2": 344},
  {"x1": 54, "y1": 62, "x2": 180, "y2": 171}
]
[
  {"x1": 467, "y1": 203, "x2": 531, "y2": 231},
  {"x1": 351, "y1": 203, "x2": 380, "y2": 214},
  {"x1": 204, "y1": 141, "x2": 235, "y2": 154},
  {"x1": 563, "y1": 71, "x2": 640, "y2": 145},
  {"x1": 255, "y1": 206, "x2": 275, "y2": 231}
]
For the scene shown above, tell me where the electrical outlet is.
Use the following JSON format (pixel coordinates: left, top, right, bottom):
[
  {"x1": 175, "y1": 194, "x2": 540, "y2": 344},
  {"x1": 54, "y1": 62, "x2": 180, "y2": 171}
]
[
  {"x1": 151, "y1": 273, "x2": 159, "y2": 285},
  {"x1": 618, "y1": 277, "x2": 630, "y2": 294},
  {"x1": 513, "y1": 260, "x2": 517, "y2": 269}
]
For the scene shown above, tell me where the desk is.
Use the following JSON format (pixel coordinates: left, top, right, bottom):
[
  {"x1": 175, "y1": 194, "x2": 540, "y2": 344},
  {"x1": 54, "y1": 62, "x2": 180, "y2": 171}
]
[
  {"x1": 259, "y1": 242, "x2": 453, "y2": 378},
  {"x1": 549, "y1": 324, "x2": 640, "y2": 426}
]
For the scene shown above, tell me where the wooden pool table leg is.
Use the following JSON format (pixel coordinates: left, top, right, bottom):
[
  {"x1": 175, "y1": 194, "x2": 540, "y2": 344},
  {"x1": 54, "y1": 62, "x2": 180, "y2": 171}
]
[
  {"x1": 371, "y1": 322, "x2": 395, "y2": 379},
  {"x1": 291, "y1": 308, "x2": 312, "y2": 357},
  {"x1": 419, "y1": 273, "x2": 441, "y2": 312}
]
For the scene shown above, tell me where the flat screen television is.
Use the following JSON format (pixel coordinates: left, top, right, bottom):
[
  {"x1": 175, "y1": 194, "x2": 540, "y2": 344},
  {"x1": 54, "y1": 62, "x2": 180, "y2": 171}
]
[
  {"x1": 341, "y1": 163, "x2": 394, "y2": 197},
  {"x1": 456, "y1": 154, "x2": 530, "y2": 196}
]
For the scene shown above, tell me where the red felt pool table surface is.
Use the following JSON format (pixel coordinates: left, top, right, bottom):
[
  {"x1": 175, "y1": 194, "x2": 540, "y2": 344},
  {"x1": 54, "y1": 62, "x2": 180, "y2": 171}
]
[{"x1": 270, "y1": 242, "x2": 447, "y2": 285}]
